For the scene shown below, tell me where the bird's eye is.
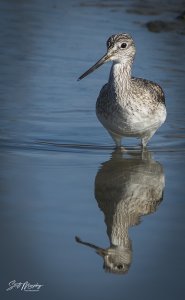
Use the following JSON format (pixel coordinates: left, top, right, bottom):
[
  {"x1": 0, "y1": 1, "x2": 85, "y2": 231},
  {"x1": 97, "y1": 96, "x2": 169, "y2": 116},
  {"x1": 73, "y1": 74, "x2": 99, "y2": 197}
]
[
  {"x1": 121, "y1": 43, "x2": 127, "y2": 49},
  {"x1": 117, "y1": 264, "x2": 123, "y2": 269}
]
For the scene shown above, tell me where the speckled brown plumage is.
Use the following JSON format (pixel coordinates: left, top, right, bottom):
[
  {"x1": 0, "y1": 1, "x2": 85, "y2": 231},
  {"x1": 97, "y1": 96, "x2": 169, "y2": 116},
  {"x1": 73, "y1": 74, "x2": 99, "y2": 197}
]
[{"x1": 78, "y1": 33, "x2": 167, "y2": 147}]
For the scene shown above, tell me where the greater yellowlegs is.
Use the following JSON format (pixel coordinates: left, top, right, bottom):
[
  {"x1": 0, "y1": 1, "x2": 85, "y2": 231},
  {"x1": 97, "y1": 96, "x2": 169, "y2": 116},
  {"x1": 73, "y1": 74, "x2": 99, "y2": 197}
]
[{"x1": 78, "y1": 33, "x2": 166, "y2": 148}]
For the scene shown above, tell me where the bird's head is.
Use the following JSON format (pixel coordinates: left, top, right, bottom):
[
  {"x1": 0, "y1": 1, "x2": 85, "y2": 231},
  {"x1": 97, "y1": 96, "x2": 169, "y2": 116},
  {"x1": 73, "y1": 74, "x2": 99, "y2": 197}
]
[{"x1": 78, "y1": 33, "x2": 136, "y2": 81}]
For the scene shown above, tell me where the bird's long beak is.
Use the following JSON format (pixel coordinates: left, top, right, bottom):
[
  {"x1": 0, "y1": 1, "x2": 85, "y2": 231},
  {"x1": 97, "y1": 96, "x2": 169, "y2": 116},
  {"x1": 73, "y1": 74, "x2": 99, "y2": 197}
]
[
  {"x1": 75, "y1": 236, "x2": 107, "y2": 256},
  {"x1": 78, "y1": 53, "x2": 111, "y2": 81}
]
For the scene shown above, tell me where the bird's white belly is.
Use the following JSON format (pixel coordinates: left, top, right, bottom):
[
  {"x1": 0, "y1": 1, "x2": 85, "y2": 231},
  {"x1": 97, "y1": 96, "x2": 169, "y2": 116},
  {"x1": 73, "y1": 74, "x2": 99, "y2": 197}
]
[{"x1": 96, "y1": 102, "x2": 166, "y2": 138}]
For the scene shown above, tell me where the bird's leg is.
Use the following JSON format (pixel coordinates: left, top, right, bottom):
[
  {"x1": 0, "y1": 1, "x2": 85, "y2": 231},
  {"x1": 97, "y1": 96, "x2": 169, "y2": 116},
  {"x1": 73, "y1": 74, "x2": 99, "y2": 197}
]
[
  {"x1": 108, "y1": 130, "x2": 122, "y2": 148},
  {"x1": 141, "y1": 137, "x2": 148, "y2": 149},
  {"x1": 141, "y1": 129, "x2": 157, "y2": 149},
  {"x1": 141, "y1": 148, "x2": 152, "y2": 160}
]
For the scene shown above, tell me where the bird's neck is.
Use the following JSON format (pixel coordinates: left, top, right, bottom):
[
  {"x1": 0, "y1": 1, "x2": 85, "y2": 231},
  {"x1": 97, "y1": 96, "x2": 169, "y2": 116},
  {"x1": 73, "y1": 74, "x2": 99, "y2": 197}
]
[{"x1": 108, "y1": 62, "x2": 132, "y2": 99}]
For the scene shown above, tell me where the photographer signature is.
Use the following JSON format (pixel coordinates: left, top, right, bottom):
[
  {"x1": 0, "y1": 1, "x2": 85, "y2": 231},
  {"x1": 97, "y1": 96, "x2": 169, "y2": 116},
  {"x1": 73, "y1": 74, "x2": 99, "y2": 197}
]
[{"x1": 6, "y1": 280, "x2": 44, "y2": 292}]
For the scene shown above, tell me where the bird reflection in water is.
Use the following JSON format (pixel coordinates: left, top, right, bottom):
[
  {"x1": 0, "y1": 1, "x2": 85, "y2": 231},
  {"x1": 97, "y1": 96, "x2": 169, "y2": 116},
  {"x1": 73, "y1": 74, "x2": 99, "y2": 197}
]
[{"x1": 75, "y1": 149, "x2": 165, "y2": 274}]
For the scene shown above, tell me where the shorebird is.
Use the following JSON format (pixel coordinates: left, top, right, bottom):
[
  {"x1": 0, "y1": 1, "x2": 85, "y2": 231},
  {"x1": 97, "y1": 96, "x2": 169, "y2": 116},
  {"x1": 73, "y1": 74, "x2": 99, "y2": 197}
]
[{"x1": 78, "y1": 33, "x2": 166, "y2": 148}]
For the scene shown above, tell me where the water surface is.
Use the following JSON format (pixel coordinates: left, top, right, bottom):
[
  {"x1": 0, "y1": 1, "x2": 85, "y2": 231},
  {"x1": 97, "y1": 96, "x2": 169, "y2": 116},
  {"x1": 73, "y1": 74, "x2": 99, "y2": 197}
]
[{"x1": 0, "y1": 0, "x2": 185, "y2": 299}]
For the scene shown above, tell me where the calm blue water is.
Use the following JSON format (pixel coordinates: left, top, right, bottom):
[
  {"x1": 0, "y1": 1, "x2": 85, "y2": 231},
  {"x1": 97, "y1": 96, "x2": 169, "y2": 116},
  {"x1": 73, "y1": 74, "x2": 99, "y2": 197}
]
[{"x1": 0, "y1": 0, "x2": 185, "y2": 299}]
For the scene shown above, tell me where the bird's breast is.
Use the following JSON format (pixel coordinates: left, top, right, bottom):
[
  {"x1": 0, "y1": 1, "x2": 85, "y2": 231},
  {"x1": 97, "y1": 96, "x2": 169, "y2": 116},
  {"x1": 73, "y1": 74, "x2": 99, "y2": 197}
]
[{"x1": 96, "y1": 91, "x2": 166, "y2": 137}]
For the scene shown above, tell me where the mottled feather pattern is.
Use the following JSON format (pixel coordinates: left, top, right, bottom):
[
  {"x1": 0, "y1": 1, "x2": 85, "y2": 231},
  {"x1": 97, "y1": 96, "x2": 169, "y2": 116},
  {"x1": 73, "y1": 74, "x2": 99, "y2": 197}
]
[
  {"x1": 79, "y1": 33, "x2": 166, "y2": 147},
  {"x1": 106, "y1": 33, "x2": 133, "y2": 50}
]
